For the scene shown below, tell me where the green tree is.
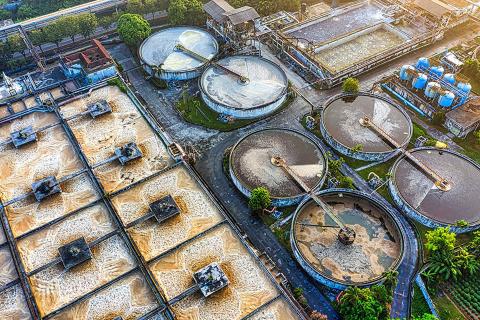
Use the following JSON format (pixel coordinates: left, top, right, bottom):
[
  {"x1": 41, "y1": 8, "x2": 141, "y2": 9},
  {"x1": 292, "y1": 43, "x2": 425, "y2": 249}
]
[
  {"x1": 425, "y1": 227, "x2": 456, "y2": 254},
  {"x1": 0, "y1": 9, "x2": 12, "y2": 20},
  {"x1": 342, "y1": 77, "x2": 360, "y2": 94},
  {"x1": 248, "y1": 187, "x2": 271, "y2": 212},
  {"x1": 412, "y1": 314, "x2": 438, "y2": 320},
  {"x1": 463, "y1": 58, "x2": 480, "y2": 80},
  {"x1": 77, "y1": 13, "x2": 98, "y2": 39},
  {"x1": 168, "y1": 0, "x2": 205, "y2": 25},
  {"x1": 126, "y1": 0, "x2": 144, "y2": 14},
  {"x1": 7, "y1": 34, "x2": 27, "y2": 58},
  {"x1": 117, "y1": 13, "x2": 151, "y2": 47},
  {"x1": 55, "y1": 16, "x2": 80, "y2": 42},
  {"x1": 455, "y1": 219, "x2": 469, "y2": 228},
  {"x1": 44, "y1": 20, "x2": 67, "y2": 48},
  {"x1": 468, "y1": 230, "x2": 480, "y2": 256},
  {"x1": 28, "y1": 29, "x2": 48, "y2": 53},
  {"x1": 16, "y1": 5, "x2": 39, "y2": 20},
  {"x1": 338, "y1": 286, "x2": 385, "y2": 320},
  {"x1": 99, "y1": 14, "x2": 118, "y2": 31},
  {"x1": 456, "y1": 247, "x2": 479, "y2": 276},
  {"x1": 382, "y1": 270, "x2": 399, "y2": 293},
  {"x1": 428, "y1": 251, "x2": 462, "y2": 281}
]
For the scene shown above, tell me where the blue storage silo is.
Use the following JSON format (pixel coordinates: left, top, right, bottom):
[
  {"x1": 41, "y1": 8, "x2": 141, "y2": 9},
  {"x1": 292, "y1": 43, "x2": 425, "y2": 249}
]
[
  {"x1": 438, "y1": 91, "x2": 455, "y2": 108},
  {"x1": 430, "y1": 66, "x2": 444, "y2": 78},
  {"x1": 416, "y1": 57, "x2": 430, "y2": 70},
  {"x1": 412, "y1": 73, "x2": 428, "y2": 90},
  {"x1": 400, "y1": 65, "x2": 415, "y2": 81},
  {"x1": 443, "y1": 73, "x2": 455, "y2": 85},
  {"x1": 425, "y1": 82, "x2": 441, "y2": 99},
  {"x1": 457, "y1": 82, "x2": 472, "y2": 96}
]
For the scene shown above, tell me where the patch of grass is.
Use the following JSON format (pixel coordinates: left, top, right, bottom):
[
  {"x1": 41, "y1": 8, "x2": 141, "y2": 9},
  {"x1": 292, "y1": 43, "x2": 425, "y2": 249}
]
[
  {"x1": 453, "y1": 133, "x2": 480, "y2": 165},
  {"x1": 411, "y1": 283, "x2": 432, "y2": 318},
  {"x1": 107, "y1": 77, "x2": 128, "y2": 93},
  {"x1": 433, "y1": 295, "x2": 465, "y2": 320},
  {"x1": 177, "y1": 93, "x2": 294, "y2": 132}
]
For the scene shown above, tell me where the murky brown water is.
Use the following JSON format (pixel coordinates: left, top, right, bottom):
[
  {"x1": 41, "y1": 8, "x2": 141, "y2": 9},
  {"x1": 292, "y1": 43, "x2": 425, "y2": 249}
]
[
  {"x1": 29, "y1": 234, "x2": 137, "y2": 317},
  {"x1": 149, "y1": 224, "x2": 278, "y2": 320},
  {"x1": 60, "y1": 86, "x2": 173, "y2": 193},
  {"x1": 293, "y1": 193, "x2": 401, "y2": 285},
  {"x1": 393, "y1": 149, "x2": 480, "y2": 225},
  {"x1": 49, "y1": 272, "x2": 158, "y2": 320},
  {"x1": 231, "y1": 129, "x2": 326, "y2": 198},
  {"x1": 17, "y1": 204, "x2": 115, "y2": 273},
  {"x1": 111, "y1": 166, "x2": 224, "y2": 261},
  {"x1": 0, "y1": 247, "x2": 19, "y2": 286}
]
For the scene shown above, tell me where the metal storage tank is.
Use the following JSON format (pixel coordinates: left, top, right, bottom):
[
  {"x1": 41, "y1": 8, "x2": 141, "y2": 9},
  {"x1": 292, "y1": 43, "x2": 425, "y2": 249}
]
[
  {"x1": 412, "y1": 73, "x2": 428, "y2": 90},
  {"x1": 139, "y1": 27, "x2": 218, "y2": 81},
  {"x1": 458, "y1": 82, "x2": 472, "y2": 95},
  {"x1": 438, "y1": 91, "x2": 455, "y2": 108},
  {"x1": 320, "y1": 93, "x2": 413, "y2": 161},
  {"x1": 430, "y1": 66, "x2": 444, "y2": 78},
  {"x1": 229, "y1": 128, "x2": 327, "y2": 207},
  {"x1": 443, "y1": 73, "x2": 456, "y2": 85},
  {"x1": 389, "y1": 148, "x2": 480, "y2": 232},
  {"x1": 416, "y1": 57, "x2": 430, "y2": 70},
  {"x1": 424, "y1": 82, "x2": 441, "y2": 99},
  {"x1": 200, "y1": 56, "x2": 288, "y2": 119},
  {"x1": 399, "y1": 65, "x2": 415, "y2": 81},
  {"x1": 291, "y1": 189, "x2": 404, "y2": 289}
]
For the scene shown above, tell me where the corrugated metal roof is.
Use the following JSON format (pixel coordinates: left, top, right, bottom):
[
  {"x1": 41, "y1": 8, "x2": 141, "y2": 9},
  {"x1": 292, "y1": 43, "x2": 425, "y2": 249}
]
[
  {"x1": 446, "y1": 98, "x2": 480, "y2": 128},
  {"x1": 203, "y1": 0, "x2": 234, "y2": 23},
  {"x1": 414, "y1": 0, "x2": 456, "y2": 17},
  {"x1": 223, "y1": 6, "x2": 260, "y2": 25}
]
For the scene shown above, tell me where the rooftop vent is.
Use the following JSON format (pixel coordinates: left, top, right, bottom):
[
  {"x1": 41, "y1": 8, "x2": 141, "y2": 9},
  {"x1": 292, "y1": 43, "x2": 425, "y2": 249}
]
[
  {"x1": 115, "y1": 142, "x2": 142, "y2": 165},
  {"x1": 88, "y1": 100, "x2": 112, "y2": 118},
  {"x1": 150, "y1": 195, "x2": 180, "y2": 223},
  {"x1": 193, "y1": 263, "x2": 229, "y2": 297},
  {"x1": 58, "y1": 237, "x2": 92, "y2": 270},
  {"x1": 10, "y1": 126, "x2": 37, "y2": 148},
  {"x1": 32, "y1": 176, "x2": 61, "y2": 201}
]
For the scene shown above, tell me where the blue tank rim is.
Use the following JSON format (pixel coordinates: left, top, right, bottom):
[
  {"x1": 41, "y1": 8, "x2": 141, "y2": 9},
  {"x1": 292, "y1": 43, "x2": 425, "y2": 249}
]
[
  {"x1": 389, "y1": 147, "x2": 480, "y2": 231},
  {"x1": 198, "y1": 55, "x2": 289, "y2": 112},
  {"x1": 290, "y1": 188, "x2": 406, "y2": 288},
  {"x1": 320, "y1": 92, "x2": 413, "y2": 156},
  {"x1": 138, "y1": 25, "x2": 219, "y2": 73},
  {"x1": 228, "y1": 127, "x2": 329, "y2": 201}
]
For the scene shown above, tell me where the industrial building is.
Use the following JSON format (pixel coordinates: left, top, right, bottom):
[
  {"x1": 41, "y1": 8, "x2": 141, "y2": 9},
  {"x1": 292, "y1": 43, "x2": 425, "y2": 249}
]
[
  {"x1": 268, "y1": 0, "x2": 476, "y2": 88},
  {"x1": 444, "y1": 97, "x2": 480, "y2": 137},
  {"x1": 139, "y1": 27, "x2": 219, "y2": 81},
  {"x1": 0, "y1": 79, "x2": 305, "y2": 319},
  {"x1": 229, "y1": 128, "x2": 327, "y2": 207},
  {"x1": 389, "y1": 148, "x2": 480, "y2": 232},
  {"x1": 320, "y1": 93, "x2": 413, "y2": 161},
  {"x1": 199, "y1": 55, "x2": 288, "y2": 119},
  {"x1": 291, "y1": 189, "x2": 404, "y2": 290}
]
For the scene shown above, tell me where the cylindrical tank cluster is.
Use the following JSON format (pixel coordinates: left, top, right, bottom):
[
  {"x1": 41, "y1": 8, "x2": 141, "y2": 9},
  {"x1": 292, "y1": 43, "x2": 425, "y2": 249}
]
[{"x1": 400, "y1": 57, "x2": 473, "y2": 109}]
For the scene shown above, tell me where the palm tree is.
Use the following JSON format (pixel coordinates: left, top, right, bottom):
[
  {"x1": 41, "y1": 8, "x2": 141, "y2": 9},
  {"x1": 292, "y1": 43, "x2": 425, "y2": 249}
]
[
  {"x1": 428, "y1": 252, "x2": 462, "y2": 281},
  {"x1": 382, "y1": 270, "x2": 399, "y2": 292}
]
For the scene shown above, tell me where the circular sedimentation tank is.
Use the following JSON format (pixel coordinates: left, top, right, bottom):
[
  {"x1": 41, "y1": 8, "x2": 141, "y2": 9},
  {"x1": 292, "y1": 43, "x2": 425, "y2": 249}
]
[
  {"x1": 229, "y1": 128, "x2": 327, "y2": 207},
  {"x1": 291, "y1": 189, "x2": 404, "y2": 289},
  {"x1": 200, "y1": 55, "x2": 288, "y2": 119},
  {"x1": 139, "y1": 26, "x2": 218, "y2": 81},
  {"x1": 321, "y1": 93, "x2": 412, "y2": 161},
  {"x1": 389, "y1": 148, "x2": 480, "y2": 232}
]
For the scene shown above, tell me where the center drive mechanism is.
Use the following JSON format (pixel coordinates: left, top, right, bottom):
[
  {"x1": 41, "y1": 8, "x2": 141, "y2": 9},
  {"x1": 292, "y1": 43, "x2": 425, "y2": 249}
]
[{"x1": 271, "y1": 156, "x2": 356, "y2": 245}]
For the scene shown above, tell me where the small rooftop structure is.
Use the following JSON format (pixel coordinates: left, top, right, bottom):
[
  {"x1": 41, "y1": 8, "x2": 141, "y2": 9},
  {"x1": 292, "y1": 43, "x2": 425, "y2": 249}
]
[
  {"x1": 224, "y1": 6, "x2": 260, "y2": 26},
  {"x1": 115, "y1": 142, "x2": 142, "y2": 165},
  {"x1": 204, "y1": 0, "x2": 259, "y2": 25},
  {"x1": 88, "y1": 100, "x2": 112, "y2": 118},
  {"x1": 58, "y1": 237, "x2": 92, "y2": 270},
  {"x1": 32, "y1": 176, "x2": 61, "y2": 202},
  {"x1": 0, "y1": 72, "x2": 25, "y2": 102},
  {"x1": 203, "y1": 0, "x2": 234, "y2": 23},
  {"x1": 193, "y1": 263, "x2": 229, "y2": 297},
  {"x1": 64, "y1": 39, "x2": 113, "y2": 72},
  {"x1": 10, "y1": 126, "x2": 37, "y2": 148},
  {"x1": 150, "y1": 195, "x2": 180, "y2": 223},
  {"x1": 445, "y1": 98, "x2": 480, "y2": 137}
]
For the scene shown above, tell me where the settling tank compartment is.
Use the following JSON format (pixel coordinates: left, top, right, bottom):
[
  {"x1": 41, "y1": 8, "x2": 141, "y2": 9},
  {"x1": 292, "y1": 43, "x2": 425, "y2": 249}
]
[
  {"x1": 200, "y1": 55, "x2": 288, "y2": 119},
  {"x1": 389, "y1": 148, "x2": 480, "y2": 232},
  {"x1": 320, "y1": 93, "x2": 413, "y2": 161},
  {"x1": 291, "y1": 189, "x2": 404, "y2": 289},
  {"x1": 229, "y1": 128, "x2": 327, "y2": 207},
  {"x1": 139, "y1": 27, "x2": 218, "y2": 81}
]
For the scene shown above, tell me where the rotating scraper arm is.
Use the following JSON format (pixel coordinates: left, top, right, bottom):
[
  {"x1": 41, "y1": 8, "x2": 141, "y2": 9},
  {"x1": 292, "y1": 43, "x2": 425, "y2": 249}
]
[
  {"x1": 174, "y1": 44, "x2": 249, "y2": 82},
  {"x1": 270, "y1": 156, "x2": 348, "y2": 232},
  {"x1": 359, "y1": 116, "x2": 452, "y2": 191}
]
